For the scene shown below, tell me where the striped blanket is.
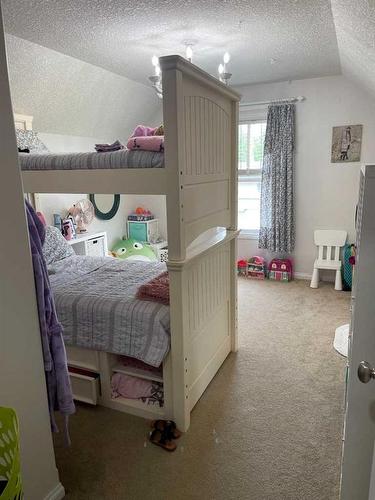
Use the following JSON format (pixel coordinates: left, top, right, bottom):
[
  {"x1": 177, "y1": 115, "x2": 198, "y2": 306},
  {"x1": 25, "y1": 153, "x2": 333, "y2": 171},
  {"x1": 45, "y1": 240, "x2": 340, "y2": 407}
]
[
  {"x1": 19, "y1": 148, "x2": 164, "y2": 171},
  {"x1": 48, "y1": 255, "x2": 170, "y2": 367}
]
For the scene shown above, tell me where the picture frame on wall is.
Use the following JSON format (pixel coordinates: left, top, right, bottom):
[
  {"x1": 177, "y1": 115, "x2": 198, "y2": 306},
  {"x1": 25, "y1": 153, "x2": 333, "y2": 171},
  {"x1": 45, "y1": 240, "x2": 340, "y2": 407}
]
[{"x1": 331, "y1": 124, "x2": 363, "y2": 163}]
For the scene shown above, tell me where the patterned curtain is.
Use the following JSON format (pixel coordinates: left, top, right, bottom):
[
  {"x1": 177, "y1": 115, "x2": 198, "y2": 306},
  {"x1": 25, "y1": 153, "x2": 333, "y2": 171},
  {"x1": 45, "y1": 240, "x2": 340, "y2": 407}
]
[{"x1": 258, "y1": 104, "x2": 295, "y2": 253}]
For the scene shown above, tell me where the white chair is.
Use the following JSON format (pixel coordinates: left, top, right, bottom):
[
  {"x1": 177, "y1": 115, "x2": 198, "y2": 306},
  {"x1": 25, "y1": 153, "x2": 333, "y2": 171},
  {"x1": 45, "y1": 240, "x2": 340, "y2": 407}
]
[{"x1": 310, "y1": 230, "x2": 347, "y2": 290}]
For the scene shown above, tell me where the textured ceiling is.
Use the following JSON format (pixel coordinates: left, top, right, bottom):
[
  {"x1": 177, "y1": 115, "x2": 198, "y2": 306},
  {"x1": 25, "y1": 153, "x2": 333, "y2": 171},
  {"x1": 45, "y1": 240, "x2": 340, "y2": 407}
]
[
  {"x1": 331, "y1": 0, "x2": 375, "y2": 97},
  {"x1": 2, "y1": 0, "x2": 341, "y2": 86}
]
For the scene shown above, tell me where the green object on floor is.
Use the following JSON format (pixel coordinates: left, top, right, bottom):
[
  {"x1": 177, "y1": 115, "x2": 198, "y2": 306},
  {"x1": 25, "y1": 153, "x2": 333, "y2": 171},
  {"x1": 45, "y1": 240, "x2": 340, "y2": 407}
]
[
  {"x1": 342, "y1": 243, "x2": 355, "y2": 291},
  {"x1": 0, "y1": 407, "x2": 23, "y2": 500}
]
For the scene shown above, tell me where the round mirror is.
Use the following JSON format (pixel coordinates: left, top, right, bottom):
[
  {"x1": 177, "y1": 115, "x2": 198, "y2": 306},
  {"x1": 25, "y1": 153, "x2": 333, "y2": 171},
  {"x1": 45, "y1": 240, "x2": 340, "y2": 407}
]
[{"x1": 89, "y1": 194, "x2": 120, "y2": 220}]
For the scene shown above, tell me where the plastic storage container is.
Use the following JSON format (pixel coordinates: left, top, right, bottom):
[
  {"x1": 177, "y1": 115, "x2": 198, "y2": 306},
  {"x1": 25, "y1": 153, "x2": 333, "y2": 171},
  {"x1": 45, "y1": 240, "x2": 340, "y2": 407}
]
[
  {"x1": 0, "y1": 407, "x2": 23, "y2": 500},
  {"x1": 127, "y1": 219, "x2": 159, "y2": 243}
]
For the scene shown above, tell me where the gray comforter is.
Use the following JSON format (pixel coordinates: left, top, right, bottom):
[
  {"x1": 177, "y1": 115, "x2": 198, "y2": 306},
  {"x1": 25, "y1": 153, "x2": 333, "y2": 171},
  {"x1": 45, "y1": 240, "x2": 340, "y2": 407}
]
[
  {"x1": 48, "y1": 255, "x2": 170, "y2": 367},
  {"x1": 20, "y1": 149, "x2": 164, "y2": 170}
]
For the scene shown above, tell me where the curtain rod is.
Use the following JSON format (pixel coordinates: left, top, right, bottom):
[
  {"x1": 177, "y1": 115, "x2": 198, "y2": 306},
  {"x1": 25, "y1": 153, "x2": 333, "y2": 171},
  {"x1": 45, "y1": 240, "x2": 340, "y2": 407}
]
[{"x1": 240, "y1": 96, "x2": 305, "y2": 107}]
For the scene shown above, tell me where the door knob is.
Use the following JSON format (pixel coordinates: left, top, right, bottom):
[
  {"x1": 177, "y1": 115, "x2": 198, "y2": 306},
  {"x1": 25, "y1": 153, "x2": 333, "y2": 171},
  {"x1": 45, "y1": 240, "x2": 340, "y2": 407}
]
[{"x1": 358, "y1": 361, "x2": 375, "y2": 383}]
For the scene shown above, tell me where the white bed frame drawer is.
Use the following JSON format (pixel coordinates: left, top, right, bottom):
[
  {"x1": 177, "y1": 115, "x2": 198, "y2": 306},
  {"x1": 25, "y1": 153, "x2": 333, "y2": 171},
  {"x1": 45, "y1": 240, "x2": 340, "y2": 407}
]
[
  {"x1": 66, "y1": 345, "x2": 100, "y2": 372},
  {"x1": 69, "y1": 372, "x2": 100, "y2": 405}
]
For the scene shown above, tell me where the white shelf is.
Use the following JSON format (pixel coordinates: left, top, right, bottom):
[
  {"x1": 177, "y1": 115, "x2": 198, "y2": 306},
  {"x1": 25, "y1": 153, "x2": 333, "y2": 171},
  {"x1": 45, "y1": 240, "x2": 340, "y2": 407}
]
[
  {"x1": 112, "y1": 364, "x2": 163, "y2": 383},
  {"x1": 66, "y1": 231, "x2": 107, "y2": 245}
]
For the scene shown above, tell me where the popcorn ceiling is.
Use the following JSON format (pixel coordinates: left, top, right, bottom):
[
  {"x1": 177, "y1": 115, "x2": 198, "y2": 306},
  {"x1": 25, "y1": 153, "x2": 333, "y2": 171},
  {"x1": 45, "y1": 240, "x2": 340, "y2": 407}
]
[
  {"x1": 331, "y1": 0, "x2": 375, "y2": 98},
  {"x1": 2, "y1": 0, "x2": 341, "y2": 86},
  {"x1": 5, "y1": 34, "x2": 162, "y2": 139}
]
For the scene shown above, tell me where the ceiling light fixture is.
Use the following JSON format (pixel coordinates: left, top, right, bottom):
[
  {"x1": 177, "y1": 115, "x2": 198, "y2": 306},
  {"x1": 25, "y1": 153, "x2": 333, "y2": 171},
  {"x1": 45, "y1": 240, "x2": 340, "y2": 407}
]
[
  {"x1": 149, "y1": 43, "x2": 196, "y2": 98},
  {"x1": 149, "y1": 55, "x2": 163, "y2": 99},
  {"x1": 186, "y1": 45, "x2": 193, "y2": 63},
  {"x1": 218, "y1": 52, "x2": 232, "y2": 85},
  {"x1": 149, "y1": 46, "x2": 233, "y2": 97}
]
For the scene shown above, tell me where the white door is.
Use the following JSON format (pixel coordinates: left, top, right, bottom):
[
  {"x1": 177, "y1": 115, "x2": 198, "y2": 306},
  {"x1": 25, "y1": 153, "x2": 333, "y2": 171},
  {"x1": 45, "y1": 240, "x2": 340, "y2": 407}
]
[{"x1": 341, "y1": 165, "x2": 375, "y2": 500}]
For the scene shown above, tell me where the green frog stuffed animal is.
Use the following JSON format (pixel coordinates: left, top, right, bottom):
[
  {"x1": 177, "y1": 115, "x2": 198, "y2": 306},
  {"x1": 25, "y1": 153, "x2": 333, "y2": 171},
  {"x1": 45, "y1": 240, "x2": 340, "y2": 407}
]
[{"x1": 111, "y1": 238, "x2": 157, "y2": 262}]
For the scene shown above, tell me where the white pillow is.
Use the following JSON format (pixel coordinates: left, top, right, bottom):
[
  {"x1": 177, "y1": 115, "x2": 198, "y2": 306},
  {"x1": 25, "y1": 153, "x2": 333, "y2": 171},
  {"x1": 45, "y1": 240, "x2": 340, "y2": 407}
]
[
  {"x1": 42, "y1": 226, "x2": 74, "y2": 265},
  {"x1": 16, "y1": 129, "x2": 49, "y2": 153}
]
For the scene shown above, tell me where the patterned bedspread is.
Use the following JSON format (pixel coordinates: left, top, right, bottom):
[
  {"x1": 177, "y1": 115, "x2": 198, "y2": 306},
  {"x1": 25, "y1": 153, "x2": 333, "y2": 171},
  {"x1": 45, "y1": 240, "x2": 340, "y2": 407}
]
[
  {"x1": 48, "y1": 256, "x2": 170, "y2": 367},
  {"x1": 19, "y1": 148, "x2": 164, "y2": 170}
]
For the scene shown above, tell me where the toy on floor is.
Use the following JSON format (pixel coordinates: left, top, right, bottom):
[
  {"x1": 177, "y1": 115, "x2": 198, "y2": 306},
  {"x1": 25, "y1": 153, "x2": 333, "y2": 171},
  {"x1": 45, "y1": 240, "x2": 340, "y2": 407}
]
[
  {"x1": 111, "y1": 238, "x2": 157, "y2": 262},
  {"x1": 247, "y1": 256, "x2": 267, "y2": 280},
  {"x1": 342, "y1": 243, "x2": 356, "y2": 291},
  {"x1": 268, "y1": 258, "x2": 293, "y2": 282}
]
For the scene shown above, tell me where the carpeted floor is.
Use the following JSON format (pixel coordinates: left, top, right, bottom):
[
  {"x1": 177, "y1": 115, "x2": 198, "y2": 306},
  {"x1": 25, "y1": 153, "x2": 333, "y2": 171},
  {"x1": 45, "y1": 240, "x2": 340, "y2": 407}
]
[{"x1": 54, "y1": 279, "x2": 349, "y2": 500}]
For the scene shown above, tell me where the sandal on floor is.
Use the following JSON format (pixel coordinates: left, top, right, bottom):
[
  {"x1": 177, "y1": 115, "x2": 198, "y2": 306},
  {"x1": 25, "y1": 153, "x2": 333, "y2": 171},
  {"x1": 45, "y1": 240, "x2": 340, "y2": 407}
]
[
  {"x1": 149, "y1": 428, "x2": 177, "y2": 452},
  {"x1": 151, "y1": 420, "x2": 182, "y2": 440}
]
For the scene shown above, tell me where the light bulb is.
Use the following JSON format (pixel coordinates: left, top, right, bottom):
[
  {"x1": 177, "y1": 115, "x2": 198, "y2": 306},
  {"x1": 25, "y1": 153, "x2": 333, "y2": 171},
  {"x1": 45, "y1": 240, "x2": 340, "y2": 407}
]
[
  {"x1": 218, "y1": 63, "x2": 224, "y2": 75},
  {"x1": 152, "y1": 55, "x2": 159, "y2": 67},
  {"x1": 186, "y1": 45, "x2": 193, "y2": 62},
  {"x1": 155, "y1": 65, "x2": 161, "y2": 77},
  {"x1": 223, "y1": 52, "x2": 230, "y2": 64}
]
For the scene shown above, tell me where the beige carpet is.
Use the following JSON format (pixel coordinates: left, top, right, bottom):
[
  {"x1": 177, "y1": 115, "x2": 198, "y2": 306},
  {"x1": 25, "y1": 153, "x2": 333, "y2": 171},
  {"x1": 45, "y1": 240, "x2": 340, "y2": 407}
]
[{"x1": 54, "y1": 279, "x2": 349, "y2": 500}]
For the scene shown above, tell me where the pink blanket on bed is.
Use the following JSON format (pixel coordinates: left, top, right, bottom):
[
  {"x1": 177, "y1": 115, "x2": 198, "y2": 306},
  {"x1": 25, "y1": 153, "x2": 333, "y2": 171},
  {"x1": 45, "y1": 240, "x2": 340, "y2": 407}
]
[
  {"x1": 127, "y1": 135, "x2": 164, "y2": 152},
  {"x1": 136, "y1": 271, "x2": 169, "y2": 305}
]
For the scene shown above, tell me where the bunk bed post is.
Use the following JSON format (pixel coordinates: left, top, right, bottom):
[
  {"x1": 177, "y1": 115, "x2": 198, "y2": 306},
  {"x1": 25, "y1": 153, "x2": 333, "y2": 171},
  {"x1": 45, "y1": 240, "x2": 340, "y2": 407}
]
[
  {"x1": 166, "y1": 262, "x2": 190, "y2": 431},
  {"x1": 161, "y1": 58, "x2": 190, "y2": 430},
  {"x1": 162, "y1": 62, "x2": 186, "y2": 262},
  {"x1": 160, "y1": 56, "x2": 241, "y2": 431}
]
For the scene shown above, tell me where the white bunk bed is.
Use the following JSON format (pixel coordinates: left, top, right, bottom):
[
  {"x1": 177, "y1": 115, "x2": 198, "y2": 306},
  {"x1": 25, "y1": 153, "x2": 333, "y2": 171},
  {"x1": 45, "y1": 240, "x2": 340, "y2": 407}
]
[{"x1": 19, "y1": 55, "x2": 240, "y2": 432}]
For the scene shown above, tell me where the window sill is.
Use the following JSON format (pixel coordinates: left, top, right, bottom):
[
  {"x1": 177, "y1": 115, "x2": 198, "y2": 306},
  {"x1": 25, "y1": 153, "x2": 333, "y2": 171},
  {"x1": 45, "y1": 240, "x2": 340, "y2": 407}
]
[{"x1": 238, "y1": 230, "x2": 259, "y2": 241}]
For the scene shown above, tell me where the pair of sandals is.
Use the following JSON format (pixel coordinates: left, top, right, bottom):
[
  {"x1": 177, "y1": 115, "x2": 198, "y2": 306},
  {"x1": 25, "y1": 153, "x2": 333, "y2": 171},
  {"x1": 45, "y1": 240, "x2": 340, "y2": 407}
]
[{"x1": 149, "y1": 420, "x2": 182, "y2": 452}]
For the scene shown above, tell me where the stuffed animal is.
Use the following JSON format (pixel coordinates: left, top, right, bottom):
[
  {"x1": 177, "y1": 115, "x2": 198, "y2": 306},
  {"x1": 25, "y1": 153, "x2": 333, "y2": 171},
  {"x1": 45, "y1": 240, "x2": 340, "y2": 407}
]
[{"x1": 111, "y1": 238, "x2": 157, "y2": 262}]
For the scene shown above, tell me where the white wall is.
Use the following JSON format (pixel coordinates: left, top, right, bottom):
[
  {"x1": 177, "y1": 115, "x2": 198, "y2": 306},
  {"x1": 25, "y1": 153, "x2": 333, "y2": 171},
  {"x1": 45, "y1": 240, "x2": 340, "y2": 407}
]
[
  {"x1": 37, "y1": 193, "x2": 167, "y2": 250},
  {"x1": 38, "y1": 133, "x2": 101, "y2": 153},
  {"x1": 235, "y1": 75, "x2": 375, "y2": 277},
  {"x1": 5, "y1": 34, "x2": 162, "y2": 145},
  {"x1": 0, "y1": 9, "x2": 62, "y2": 499}
]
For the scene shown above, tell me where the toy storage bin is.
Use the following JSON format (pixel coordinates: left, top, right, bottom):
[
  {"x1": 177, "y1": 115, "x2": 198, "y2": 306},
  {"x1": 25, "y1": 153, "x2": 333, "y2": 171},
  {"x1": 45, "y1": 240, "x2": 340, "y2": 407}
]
[
  {"x1": 0, "y1": 407, "x2": 23, "y2": 500},
  {"x1": 127, "y1": 219, "x2": 159, "y2": 243}
]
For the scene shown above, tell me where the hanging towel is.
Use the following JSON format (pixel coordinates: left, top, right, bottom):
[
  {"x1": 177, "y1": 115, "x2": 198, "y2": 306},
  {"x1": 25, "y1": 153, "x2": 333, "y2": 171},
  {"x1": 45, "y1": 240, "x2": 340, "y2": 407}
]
[{"x1": 25, "y1": 200, "x2": 75, "y2": 443}]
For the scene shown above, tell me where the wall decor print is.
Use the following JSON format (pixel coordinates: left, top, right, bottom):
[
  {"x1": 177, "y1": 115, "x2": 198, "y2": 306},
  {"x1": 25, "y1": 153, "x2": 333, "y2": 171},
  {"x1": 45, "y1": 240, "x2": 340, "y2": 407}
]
[{"x1": 331, "y1": 124, "x2": 363, "y2": 163}]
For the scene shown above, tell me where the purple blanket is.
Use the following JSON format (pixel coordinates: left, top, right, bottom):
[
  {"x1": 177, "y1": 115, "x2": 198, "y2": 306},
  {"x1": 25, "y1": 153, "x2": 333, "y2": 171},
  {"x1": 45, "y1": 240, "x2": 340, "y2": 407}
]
[{"x1": 25, "y1": 201, "x2": 75, "y2": 442}]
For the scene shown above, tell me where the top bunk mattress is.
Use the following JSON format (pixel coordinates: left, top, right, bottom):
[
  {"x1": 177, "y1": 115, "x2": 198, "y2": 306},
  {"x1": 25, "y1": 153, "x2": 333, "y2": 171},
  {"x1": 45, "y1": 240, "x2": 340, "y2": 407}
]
[{"x1": 19, "y1": 148, "x2": 164, "y2": 171}]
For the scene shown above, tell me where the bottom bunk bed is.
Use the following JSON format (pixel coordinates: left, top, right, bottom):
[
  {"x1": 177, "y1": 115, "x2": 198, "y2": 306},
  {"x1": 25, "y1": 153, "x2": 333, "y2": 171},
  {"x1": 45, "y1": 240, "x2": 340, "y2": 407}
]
[{"x1": 44, "y1": 225, "x2": 237, "y2": 431}]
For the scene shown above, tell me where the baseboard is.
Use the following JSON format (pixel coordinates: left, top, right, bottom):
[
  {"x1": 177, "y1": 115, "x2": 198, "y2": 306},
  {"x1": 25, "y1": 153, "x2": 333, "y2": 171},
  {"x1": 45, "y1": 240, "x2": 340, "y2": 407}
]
[
  {"x1": 44, "y1": 482, "x2": 65, "y2": 500},
  {"x1": 294, "y1": 272, "x2": 312, "y2": 280}
]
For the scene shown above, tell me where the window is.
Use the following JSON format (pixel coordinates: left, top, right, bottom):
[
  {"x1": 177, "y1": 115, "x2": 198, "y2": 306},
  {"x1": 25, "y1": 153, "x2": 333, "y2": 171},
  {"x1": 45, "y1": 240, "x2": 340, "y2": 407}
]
[{"x1": 238, "y1": 121, "x2": 267, "y2": 236}]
